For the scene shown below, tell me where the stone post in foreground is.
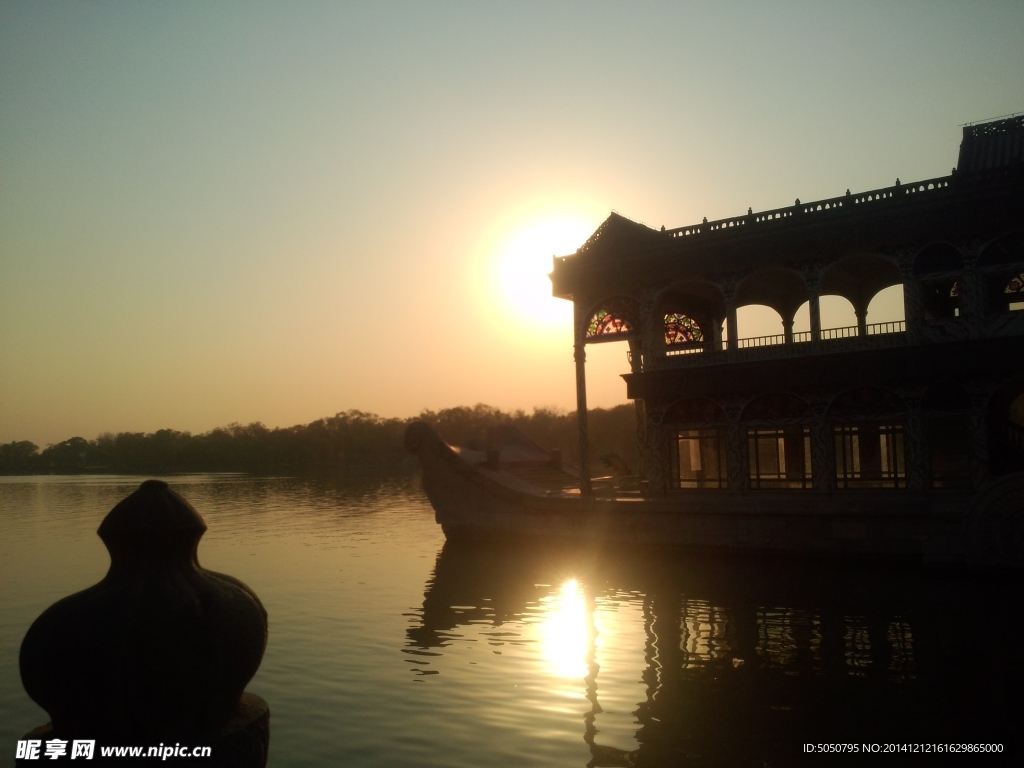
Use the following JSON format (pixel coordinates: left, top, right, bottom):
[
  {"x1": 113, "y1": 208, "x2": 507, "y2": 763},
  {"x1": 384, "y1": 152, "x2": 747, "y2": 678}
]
[{"x1": 19, "y1": 480, "x2": 269, "y2": 766}]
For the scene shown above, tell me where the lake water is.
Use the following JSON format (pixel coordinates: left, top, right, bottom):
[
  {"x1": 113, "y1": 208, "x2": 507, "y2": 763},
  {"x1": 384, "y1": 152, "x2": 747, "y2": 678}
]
[{"x1": 2, "y1": 474, "x2": 1022, "y2": 766}]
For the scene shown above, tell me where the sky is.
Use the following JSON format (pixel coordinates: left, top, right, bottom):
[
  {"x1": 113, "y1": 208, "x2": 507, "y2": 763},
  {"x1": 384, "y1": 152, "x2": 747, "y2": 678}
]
[{"x1": 1, "y1": 1, "x2": 1022, "y2": 447}]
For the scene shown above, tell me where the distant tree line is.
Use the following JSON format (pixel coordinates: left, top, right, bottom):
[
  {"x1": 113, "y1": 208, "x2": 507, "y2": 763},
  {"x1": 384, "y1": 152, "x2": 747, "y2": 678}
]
[{"x1": 0, "y1": 404, "x2": 638, "y2": 475}]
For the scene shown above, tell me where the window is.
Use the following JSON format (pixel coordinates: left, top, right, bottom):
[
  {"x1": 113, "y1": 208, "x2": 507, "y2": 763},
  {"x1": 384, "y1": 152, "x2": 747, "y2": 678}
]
[
  {"x1": 1006, "y1": 272, "x2": 1024, "y2": 312},
  {"x1": 747, "y1": 427, "x2": 812, "y2": 489},
  {"x1": 834, "y1": 424, "x2": 906, "y2": 489},
  {"x1": 927, "y1": 415, "x2": 972, "y2": 489},
  {"x1": 922, "y1": 280, "x2": 959, "y2": 320},
  {"x1": 672, "y1": 429, "x2": 726, "y2": 489},
  {"x1": 664, "y1": 313, "x2": 704, "y2": 346}
]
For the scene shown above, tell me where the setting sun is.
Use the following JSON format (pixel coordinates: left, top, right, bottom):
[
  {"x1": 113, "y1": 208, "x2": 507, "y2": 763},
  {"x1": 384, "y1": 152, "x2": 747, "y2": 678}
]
[{"x1": 493, "y1": 214, "x2": 595, "y2": 330}]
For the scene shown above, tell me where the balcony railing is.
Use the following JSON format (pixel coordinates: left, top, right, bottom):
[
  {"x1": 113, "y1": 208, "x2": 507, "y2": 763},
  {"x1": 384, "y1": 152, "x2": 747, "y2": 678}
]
[
  {"x1": 631, "y1": 321, "x2": 908, "y2": 371},
  {"x1": 664, "y1": 178, "x2": 952, "y2": 242}
]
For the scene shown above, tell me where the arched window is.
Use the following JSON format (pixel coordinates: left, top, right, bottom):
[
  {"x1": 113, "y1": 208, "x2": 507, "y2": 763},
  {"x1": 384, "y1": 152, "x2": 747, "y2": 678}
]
[
  {"x1": 978, "y1": 233, "x2": 1024, "y2": 314},
  {"x1": 663, "y1": 399, "x2": 726, "y2": 489},
  {"x1": 922, "y1": 383, "x2": 972, "y2": 490},
  {"x1": 1004, "y1": 272, "x2": 1024, "y2": 312},
  {"x1": 586, "y1": 298, "x2": 637, "y2": 340},
  {"x1": 829, "y1": 389, "x2": 906, "y2": 489},
  {"x1": 742, "y1": 394, "x2": 813, "y2": 489},
  {"x1": 913, "y1": 244, "x2": 963, "y2": 320},
  {"x1": 922, "y1": 280, "x2": 960, "y2": 320},
  {"x1": 664, "y1": 313, "x2": 704, "y2": 346}
]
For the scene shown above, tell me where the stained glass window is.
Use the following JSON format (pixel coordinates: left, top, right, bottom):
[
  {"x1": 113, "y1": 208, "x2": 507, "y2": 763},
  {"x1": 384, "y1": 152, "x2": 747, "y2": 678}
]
[
  {"x1": 1006, "y1": 273, "x2": 1024, "y2": 294},
  {"x1": 586, "y1": 298, "x2": 637, "y2": 339},
  {"x1": 587, "y1": 309, "x2": 632, "y2": 338},
  {"x1": 664, "y1": 314, "x2": 704, "y2": 346}
]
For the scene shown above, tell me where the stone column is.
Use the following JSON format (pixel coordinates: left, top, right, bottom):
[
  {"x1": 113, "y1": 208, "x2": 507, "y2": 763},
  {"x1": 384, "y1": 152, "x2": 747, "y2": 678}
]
[
  {"x1": 903, "y1": 276, "x2": 924, "y2": 345},
  {"x1": 725, "y1": 299, "x2": 738, "y2": 354},
  {"x1": 854, "y1": 301, "x2": 869, "y2": 337},
  {"x1": 958, "y1": 244, "x2": 985, "y2": 338},
  {"x1": 573, "y1": 303, "x2": 592, "y2": 496},
  {"x1": 782, "y1": 315, "x2": 795, "y2": 344},
  {"x1": 809, "y1": 292, "x2": 822, "y2": 343},
  {"x1": 724, "y1": 404, "x2": 746, "y2": 492},
  {"x1": 903, "y1": 396, "x2": 928, "y2": 492},
  {"x1": 810, "y1": 401, "x2": 834, "y2": 494},
  {"x1": 574, "y1": 342, "x2": 591, "y2": 496},
  {"x1": 969, "y1": 392, "x2": 992, "y2": 489}
]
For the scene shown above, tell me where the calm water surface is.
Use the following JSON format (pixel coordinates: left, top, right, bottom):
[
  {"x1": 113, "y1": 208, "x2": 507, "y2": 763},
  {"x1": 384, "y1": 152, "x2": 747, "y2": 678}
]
[{"x1": 2, "y1": 474, "x2": 1022, "y2": 766}]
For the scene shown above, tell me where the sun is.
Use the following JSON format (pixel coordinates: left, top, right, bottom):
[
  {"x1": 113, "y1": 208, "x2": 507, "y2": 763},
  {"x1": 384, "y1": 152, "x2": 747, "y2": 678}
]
[{"x1": 493, "y1": 213, "x2": 595, "y2": 330}]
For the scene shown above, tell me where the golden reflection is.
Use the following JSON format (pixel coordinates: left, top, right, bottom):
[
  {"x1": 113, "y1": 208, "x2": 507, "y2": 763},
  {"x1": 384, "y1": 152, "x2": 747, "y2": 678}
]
[{"x1": 540, "y1": 578, "x2": 590, "y2": 679}]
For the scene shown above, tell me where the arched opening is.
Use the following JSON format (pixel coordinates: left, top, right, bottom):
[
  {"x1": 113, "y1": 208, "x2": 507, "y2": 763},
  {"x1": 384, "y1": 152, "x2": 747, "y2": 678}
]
[
  {"x1": 921, "y1": 382, "x2": 972, "y2": 490},
  {"x1": 742, "y1": 394, "x2": 814, "y2": 489},
  {"x1": 735, "y1": 304, "x2": 784, "y2": 345},
  {"x1": 978, "y1": 232, "x2": 1024, "y2": 315},
  {"x1": 734, "y1": 268, "x2": 808, "y2": 345},
  {"x1": 829, "y1": 388, "x2": 907, "y2": 489},
  {"x1": 820, "y1": 255, "x2": 903, "y2": 335},
  {"x1": 656, "y1": 282, "x2": 725, "y2": 354},
  {"x1": 663, "y1": 399, "x2": 727, "y2": 489},
  {"x1": 792, "y1": 295, "x2": 860, "y2": 336},
  {"x1": 866, "y1": 285, "x2": 906, "y2": 324}
]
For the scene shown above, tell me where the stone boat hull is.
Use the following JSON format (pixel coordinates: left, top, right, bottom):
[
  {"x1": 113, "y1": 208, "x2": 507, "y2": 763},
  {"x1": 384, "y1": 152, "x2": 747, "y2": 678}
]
[{"x1": 404, "y1": 421, "x2": 1024, "y2": 567}]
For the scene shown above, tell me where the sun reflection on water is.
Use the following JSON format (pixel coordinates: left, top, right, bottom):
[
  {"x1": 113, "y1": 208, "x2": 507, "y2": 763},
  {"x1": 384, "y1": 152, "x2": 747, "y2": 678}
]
[{"x1": 540, "y1": 578, "x2": 590, "y2": 679}]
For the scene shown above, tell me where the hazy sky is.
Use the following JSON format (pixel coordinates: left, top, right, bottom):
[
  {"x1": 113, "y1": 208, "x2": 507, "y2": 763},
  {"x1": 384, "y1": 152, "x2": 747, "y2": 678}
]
[{"x1": 2, "y1": 1, "x2": 1022, "y2": 446}]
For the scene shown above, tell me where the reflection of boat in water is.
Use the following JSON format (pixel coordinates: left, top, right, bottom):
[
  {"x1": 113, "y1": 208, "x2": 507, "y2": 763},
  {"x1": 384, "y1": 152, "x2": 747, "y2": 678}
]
[
  {"x1": 406, "y1": 541, "x2": 1023, "y2": 765},
  {"x1": 407, "y1": 116, "x2": 1024, "y2": 567}
]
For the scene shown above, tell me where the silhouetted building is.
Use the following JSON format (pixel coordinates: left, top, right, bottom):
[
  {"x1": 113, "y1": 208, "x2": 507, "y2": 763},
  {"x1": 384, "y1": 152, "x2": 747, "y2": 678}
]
[{"x1": 550, "y1": 115, "x2": 1024, "y2": 563}]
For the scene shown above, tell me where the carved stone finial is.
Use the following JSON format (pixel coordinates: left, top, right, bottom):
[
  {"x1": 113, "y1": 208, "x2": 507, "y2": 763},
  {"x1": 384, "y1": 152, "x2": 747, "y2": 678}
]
[{"x1": 20, "y1": 481, "x2": 269, "y2": 753}]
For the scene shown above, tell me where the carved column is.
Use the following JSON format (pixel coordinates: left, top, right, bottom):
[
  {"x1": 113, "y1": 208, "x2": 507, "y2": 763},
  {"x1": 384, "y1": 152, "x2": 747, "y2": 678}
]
[
  {"x1": 902, "y1": 271, "x2": 925, "y2": 345},
  {"x1": 723, "y1": 286, "x2": 739, "y2": 357},
  {"x1": 723, "y1": 403, "x2": 746, "y2": 492},
  {"x1": 810, "y1": 399, "x2": 834, "y2": 493},
  {"x1": 854, "y1": 301, "x2": 869, "y2": 336},
  {"x1": 809, "y1": 291, "x2": 822, "y2": 343},
  {"x1": 638, "y1": 289, "x2": 660, "y2": 370},
  {"x1": 573, "y1": 300, "x2": 592, "y2": 495},
  {"x1": 782, "y1": 315, "x2": 795, "y2": 344},
  {"x1": 957, "y1": 243, "x2": 985, "y2": 338},
  {"x1": 574, "y1": 342, "x2": 591, "y2": 496},
  {"x1": 643, "y1": 401, "x2": 670, "y2": 496},
  {"x1": 903, "y1": 396, "x2": 928, "y2": 492},
  {"x1": 969, "y1": 391, "x2": 992, "y2": 489}
]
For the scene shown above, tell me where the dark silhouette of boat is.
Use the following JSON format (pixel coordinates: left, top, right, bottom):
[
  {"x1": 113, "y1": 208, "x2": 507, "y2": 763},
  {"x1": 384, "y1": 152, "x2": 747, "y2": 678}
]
[{"x1": 407, "y1": 115, "x2": 1024, "y2": 567}]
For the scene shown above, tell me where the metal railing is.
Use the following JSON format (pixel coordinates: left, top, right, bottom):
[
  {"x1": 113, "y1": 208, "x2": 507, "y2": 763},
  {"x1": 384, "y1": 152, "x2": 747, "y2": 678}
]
[
  {"x1": 641, "y1": 321, "x2": 908, "y2": 370},
  {"x1": 736, "y1": 330, "x2": 812, "y2": 348}
]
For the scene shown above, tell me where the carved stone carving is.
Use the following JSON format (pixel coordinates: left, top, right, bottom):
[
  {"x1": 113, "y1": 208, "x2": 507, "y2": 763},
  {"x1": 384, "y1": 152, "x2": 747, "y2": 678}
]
[{"x1": 20, "y1": 481, "x2": 269, "y2": 755}]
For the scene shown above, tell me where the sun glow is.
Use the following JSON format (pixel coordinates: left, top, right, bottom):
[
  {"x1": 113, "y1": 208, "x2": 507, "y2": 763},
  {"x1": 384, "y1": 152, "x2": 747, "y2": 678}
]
[
  {"x1": 540, "y1": 578, "x2": 591, "y2": 679},
  {"x1": 493, "y1": 214, "x2": 595, "y2": 330}
]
